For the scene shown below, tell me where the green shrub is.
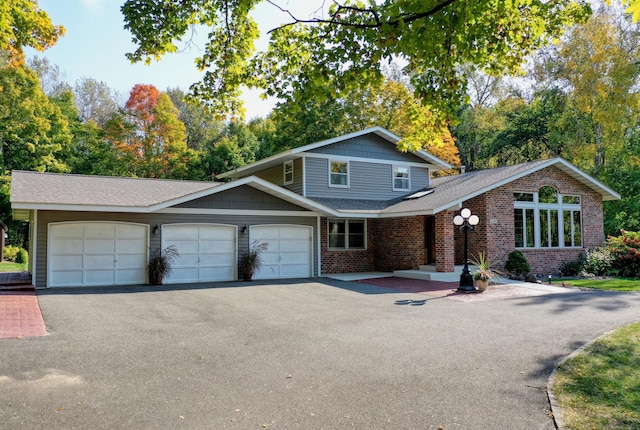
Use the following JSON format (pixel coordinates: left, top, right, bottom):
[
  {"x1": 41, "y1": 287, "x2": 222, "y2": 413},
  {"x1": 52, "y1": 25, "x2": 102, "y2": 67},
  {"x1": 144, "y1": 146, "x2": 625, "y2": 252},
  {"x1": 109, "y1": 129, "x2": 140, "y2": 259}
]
[
  {"x1": 15, "y1": 249, "x2": 28, "y2": 264},
  {"x1": 3, "y1": 245, "x2": 20, "y2": 262},
  {"x1": 560, "y1": 254, "x2": 585, "y2": 277},
  {"x1": 606, "y1": 230, "x2": 640, "y2": 277},
  {"x1": 505, "y1": 250, "x2": 531, "y2": 277},
  {"x1": 582, "y1": 247, "x2": 612, "y2": 276}
]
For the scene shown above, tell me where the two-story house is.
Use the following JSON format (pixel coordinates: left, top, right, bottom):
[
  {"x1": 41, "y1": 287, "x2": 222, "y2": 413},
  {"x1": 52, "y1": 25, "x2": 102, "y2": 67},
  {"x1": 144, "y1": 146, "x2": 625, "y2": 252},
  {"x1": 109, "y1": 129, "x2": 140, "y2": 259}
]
[{"x1": 11, "y1": 127, "x2": 619, "y2": 289}]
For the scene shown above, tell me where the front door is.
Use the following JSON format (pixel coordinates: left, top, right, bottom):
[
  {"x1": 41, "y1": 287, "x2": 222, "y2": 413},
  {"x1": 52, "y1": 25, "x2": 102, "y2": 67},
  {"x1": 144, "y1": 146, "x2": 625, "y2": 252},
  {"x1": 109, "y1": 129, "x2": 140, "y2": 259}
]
[{"x1": 424, "y1": 216, "x2": 436, "y2": 264}]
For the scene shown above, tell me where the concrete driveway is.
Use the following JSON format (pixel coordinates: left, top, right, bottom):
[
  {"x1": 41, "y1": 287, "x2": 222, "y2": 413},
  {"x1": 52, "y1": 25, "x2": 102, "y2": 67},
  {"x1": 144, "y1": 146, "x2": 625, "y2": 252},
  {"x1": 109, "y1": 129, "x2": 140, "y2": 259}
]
[{"x1": 1, "y1": 279, "x2": 639, "y2": 430}]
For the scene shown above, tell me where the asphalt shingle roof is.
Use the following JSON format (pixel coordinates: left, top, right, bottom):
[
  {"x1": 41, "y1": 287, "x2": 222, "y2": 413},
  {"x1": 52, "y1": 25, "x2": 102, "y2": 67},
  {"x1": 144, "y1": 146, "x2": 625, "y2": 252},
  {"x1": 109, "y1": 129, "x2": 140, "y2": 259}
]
[{"x1": 11, "y1": 170, "x2": 221, "y2": 208}]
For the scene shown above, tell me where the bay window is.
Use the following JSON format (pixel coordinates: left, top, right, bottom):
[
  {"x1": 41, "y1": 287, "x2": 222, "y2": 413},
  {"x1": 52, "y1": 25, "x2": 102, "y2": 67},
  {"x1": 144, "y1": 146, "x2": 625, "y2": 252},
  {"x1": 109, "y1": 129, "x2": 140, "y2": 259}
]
[{"x1": 513, "y1": 186, "x2": 582, "y2": 249}]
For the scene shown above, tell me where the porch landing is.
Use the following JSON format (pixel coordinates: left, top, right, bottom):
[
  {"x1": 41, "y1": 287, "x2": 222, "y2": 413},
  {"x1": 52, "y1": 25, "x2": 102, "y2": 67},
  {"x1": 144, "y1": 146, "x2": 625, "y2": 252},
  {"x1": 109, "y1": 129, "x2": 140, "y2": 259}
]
[
  {"x1": 394, "y1": 265, "x2": 477, "y2": 282},
  {"x1": 325, "y1": 266, "x2": 476, "y2": 283}
]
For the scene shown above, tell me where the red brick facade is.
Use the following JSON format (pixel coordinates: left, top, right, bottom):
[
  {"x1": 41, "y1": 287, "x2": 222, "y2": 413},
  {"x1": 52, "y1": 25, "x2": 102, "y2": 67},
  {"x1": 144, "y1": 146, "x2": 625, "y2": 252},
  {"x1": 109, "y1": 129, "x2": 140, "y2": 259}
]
[{"x1": 321, "y1": 166, "x2": 606, "y2": 276}]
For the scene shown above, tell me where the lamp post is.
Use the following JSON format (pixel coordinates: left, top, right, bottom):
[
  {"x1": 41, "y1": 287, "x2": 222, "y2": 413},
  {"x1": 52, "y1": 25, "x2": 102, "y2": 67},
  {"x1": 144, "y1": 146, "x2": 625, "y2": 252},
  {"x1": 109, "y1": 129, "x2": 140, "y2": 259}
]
[{"x1": 453, "y1": 208, "x2": 480, "y2": 292}]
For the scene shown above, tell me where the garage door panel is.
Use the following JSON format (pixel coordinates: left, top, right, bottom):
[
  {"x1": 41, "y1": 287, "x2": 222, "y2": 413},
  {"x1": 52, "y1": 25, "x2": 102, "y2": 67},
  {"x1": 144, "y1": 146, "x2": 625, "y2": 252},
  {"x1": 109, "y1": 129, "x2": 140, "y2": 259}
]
[
  {"x1": 85, "y1": 270, "x2": 115, "y2": 285},
  {"x1": 116, "y1": 268, "x2": 146, "y2": 283},
  {"x1": 50, "y1": 271, "x2": 83, "y2": 287},
  {"x1": 50, "y1": 239, "x2": 83, "y2": 254},
  {"x1": 117, "y1": 224, "x2": 147, "y2": 238},
  {"x1": 50, "y1": 255, "x2": 83, "y2": 270},
  {"x1": 84, "y1": 223, "x2": 115, "y2": 238},
  {"x1": 251, "y1": 225, "x2": 312, "y2": 280},
  {"x1": 51, "y1": 224, "x2": 83, "y2": 238},
  {"x1": 85, "y1": 254, "x2": 115, "y2": 269},
  {"x1": 85, "y1": 240, "x2": 115, "y2": 254},
  {"x1": 118, "y1": 254, "x2": 147, "y2": 270},
  {"x1": 49, "y1": 222, "x2": 148, "y2": 287},
  {"x1": 163, "y1": 224, "x2": 236, "y2": 283}
]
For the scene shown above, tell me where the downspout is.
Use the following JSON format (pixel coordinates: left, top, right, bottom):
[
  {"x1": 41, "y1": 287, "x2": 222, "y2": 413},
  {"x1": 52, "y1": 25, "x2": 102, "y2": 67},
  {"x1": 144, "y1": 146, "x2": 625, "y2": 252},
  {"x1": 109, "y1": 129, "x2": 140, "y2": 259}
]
[{"x1": 317, "y1": 215, "x2": 321, "y2": 277}]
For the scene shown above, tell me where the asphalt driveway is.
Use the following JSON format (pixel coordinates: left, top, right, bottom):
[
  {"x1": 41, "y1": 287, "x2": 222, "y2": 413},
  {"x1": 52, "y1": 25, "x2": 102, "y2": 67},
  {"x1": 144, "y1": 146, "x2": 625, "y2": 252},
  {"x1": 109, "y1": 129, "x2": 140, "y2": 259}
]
[{"x1": 1, "y1": 279, "x2": 639, "y2": 430}]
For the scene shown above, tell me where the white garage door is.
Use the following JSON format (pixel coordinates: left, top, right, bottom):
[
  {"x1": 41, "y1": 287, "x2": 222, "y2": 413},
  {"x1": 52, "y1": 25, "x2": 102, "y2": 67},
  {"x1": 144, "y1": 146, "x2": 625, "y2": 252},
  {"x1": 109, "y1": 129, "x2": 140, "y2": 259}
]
[
  {"x1": 162, "y1": 224, "x2": 236, "y2": 283},
  {"x1": 48, "y1": 222, "x2": 148, "y2": 287},
  {"x1": 250, "y1": 225, "x2": 312, "y2": 280}
]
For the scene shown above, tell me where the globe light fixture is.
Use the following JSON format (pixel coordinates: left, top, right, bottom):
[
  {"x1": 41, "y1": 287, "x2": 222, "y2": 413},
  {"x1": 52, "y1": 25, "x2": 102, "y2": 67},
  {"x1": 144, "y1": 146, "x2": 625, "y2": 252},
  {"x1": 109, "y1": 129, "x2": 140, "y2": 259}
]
[{"x1": 453, "y1": 208, "x2": 480, "y2": 292}]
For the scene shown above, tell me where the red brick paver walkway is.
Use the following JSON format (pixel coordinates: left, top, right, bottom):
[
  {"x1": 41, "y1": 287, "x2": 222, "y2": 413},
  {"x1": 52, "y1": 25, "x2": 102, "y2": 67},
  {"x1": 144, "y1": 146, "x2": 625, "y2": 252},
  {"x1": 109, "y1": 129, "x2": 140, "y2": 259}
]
[{"x1": 0, "y1": 289, "x2": 46, "y2": 338}]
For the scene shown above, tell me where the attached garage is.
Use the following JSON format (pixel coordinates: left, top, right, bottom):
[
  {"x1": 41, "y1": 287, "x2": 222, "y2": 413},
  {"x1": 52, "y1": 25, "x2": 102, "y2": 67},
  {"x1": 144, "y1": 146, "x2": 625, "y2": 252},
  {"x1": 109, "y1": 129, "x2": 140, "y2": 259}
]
[
  {"x1": 48, "y1": 222, "x2": 148, "y2": 287},
  {"x1": 250, "y1": 225, "x2": 313, "y2": 280},
  {"x1": 162, "y1": 224, "x2": 237, "y2": 283}
]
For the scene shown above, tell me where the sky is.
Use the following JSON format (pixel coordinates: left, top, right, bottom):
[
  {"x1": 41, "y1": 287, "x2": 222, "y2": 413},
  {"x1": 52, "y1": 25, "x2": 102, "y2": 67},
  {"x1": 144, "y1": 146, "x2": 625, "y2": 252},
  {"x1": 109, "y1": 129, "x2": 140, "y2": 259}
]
[{"x1": 28, "y1": 0, "x2": 327, "y2": 119}]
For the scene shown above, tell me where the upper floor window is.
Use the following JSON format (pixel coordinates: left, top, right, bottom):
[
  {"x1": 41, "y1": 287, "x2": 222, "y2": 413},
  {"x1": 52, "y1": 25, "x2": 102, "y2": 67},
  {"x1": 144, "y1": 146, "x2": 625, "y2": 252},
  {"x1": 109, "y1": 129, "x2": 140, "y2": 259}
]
[
  {"x1": 329, "y1": 160, "x2": 349, "y2": 187},
  {"x1": 393, "y1": 165, "x2": 410, "y2": 191},
  {"x1": 513, "y1": 186, "x2": 582, "y2": 249},
  {"x1": 283, "y1": 160, "x2": 294, "y2": 185}
]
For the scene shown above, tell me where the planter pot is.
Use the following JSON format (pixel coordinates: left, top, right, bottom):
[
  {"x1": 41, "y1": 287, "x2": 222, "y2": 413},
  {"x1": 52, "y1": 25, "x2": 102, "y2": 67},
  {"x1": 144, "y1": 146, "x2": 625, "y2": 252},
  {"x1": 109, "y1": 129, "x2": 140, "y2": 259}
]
[{"x1": 475, "y1": 279, "x2": 489, "y2": 292}]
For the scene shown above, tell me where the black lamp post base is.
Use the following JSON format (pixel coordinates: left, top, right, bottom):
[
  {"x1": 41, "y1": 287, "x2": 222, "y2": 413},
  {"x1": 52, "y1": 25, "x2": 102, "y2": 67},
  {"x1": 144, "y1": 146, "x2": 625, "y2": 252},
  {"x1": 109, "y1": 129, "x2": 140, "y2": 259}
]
[{"x1": 457, "y1": 272, "x2": 477, "y2": 293}]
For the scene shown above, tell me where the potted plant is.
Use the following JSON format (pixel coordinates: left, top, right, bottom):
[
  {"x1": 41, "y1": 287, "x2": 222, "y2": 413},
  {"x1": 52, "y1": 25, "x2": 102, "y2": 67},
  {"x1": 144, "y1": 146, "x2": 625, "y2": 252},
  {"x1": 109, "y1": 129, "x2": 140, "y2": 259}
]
[
  {"x1": 239, "y1": 241, "x2": 269, "y2": 281},
  {"x1": 147, "y1": 245, "x2": 179, "y2": 285},
  {"x1": 470, "y1": 252, "x2": 501, "y2": 292}
]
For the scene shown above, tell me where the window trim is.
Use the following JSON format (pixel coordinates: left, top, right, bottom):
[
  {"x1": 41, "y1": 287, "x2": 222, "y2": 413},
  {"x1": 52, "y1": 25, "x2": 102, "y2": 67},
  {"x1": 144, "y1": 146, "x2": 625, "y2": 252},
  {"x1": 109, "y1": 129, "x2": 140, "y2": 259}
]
[
  {"x1": 392, "y1": 165, "x2": 410, "y2": 191},
  {"x1": 513, "y1": 187, "x2": 583, "y2": 250},
  {"x1": 327, "y1": 219, "x2": 367, "y2": 250},
  {"x1": 329, "y1": 160, "x2": 350, "y2": 188},
  {"x1": 283, "y1": 160, "x2": 294, "y2": 185}
]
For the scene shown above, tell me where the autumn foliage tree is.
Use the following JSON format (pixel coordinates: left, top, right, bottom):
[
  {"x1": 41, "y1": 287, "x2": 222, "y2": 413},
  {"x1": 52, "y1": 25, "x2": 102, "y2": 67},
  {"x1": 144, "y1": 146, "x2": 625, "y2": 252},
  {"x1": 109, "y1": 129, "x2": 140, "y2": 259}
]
[
  {"x1": 105, "y1": 84, "x2": 187, "y2": 178},
  {"x1": 0, "y1": 0, "x2": 65, "y2": 66}
]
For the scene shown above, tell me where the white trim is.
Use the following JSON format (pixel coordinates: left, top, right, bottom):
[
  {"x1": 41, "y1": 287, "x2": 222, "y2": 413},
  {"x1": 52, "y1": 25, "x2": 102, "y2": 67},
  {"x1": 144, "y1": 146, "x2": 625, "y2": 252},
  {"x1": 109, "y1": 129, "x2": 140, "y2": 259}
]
[
  {"x1": 32, "y1": 210, "x2": 37, "y2": 287},
  {"x1": 302, "y1": 156, "x2": 307, "y2": 197},
  {"x1": 159, "y1": 208, "x2": 319, "y2": 217},
  {"x1": 316, "y1": 215, "x2": 321, "y2": 277},
  {"x1": 283, "y1": 160, "x2": 294, "y2": 185},
  {"x1": 329, "y1": 160, "x2": 350, "y2": 188},
  {"x1": 392, "y1": 165, "x2": 411, "y2": 191},
  {"x1": 304, "y1": 152, "x2": 434, "y2": 169}
]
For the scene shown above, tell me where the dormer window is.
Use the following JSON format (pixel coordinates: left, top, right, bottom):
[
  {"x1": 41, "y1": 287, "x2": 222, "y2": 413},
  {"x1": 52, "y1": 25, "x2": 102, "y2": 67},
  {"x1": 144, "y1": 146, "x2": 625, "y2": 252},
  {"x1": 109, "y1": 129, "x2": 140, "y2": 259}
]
[
  {"x1": 393, "y1": 165, "x2": 410, "y2": 191},
  {"x1": 283, "y1": 160, "x2": 294, "y2": 185},
  {"x1": 329, "y1": 160, "x2": 349, "y2": 187}
]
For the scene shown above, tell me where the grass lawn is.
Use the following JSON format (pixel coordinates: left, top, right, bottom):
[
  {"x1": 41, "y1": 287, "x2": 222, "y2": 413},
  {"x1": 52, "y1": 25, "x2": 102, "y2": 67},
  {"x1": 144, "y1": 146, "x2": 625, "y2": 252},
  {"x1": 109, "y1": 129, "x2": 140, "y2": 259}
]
[
  {"x1": 0, "y1": 262, "x2": 27, "y2": 272},
  {"x1": 554, "y1": 277, "x2": 640, "y2": 292},
  {"x1": 553, "y1": 322, "x2": 640, "y2": 430}
]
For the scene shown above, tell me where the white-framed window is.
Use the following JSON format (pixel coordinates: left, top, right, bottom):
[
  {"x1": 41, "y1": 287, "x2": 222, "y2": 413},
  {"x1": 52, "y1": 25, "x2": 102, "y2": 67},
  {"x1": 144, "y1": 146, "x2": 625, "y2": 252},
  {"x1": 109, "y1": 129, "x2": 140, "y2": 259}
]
[
  {"x1": 328, "y1": 219, "x2": 366, "y2": 250},
  {"x1": 283, "y1": 160, "x2": 294, "y2": 185},
  {"x1": 514, "y1": 186, "x2": 582, "y2": 249},
  {"x1": 393, "y1": 165, "x2": 410, "y2": 191},
  {"x1": 329, "y1": 160, "x2": 349, "y2": 187}
]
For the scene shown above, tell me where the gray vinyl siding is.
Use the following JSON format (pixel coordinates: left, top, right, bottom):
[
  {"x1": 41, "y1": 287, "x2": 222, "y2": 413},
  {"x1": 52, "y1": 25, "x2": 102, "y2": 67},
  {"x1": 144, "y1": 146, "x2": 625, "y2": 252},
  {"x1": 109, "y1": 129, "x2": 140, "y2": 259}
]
[
  {"x1": 254, "y1": 159, "x2": 303, "y2": 194},
  {"x1": 305, "y1": 158, "x2": 430, "y2": 200},
  {"x1": 35, "y1": 210, "x2": 318, "y2": 288},
  {"x1": 308, "y1": 134, "x2": 424, "y2": 164},
  {"x1": 174, "y1": 185, "x2": 308, "y2": 211}
]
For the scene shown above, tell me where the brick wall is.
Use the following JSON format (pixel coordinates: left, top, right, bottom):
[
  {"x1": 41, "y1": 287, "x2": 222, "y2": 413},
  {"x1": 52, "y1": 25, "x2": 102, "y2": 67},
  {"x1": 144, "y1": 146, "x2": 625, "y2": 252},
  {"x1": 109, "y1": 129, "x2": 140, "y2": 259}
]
[
  {"x1": 372, "y1": 216, "x2": 425, "y2": 271},
  {"x1": 460, "y1": 165, "x2": 605, "y2": 276},
  {"x1": 320, "y1": 216, "x2": 426, "y2": 273},
  {"x1": 320, "y1": 218, "x2": 376, "y2": 273}
]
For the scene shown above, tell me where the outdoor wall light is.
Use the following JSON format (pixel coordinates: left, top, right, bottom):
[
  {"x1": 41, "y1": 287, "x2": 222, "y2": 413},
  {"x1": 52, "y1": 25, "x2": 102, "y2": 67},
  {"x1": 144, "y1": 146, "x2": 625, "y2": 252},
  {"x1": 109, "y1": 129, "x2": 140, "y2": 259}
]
[
  {"x1": 153, "y1": 224, "x2": 160, "y2": 235},
  {"x1": 453, "y1": 208, "x2": 480, "y2": 292},
  {"x1": 241, "y1": 225, "x2": 248, "y2": 234}
]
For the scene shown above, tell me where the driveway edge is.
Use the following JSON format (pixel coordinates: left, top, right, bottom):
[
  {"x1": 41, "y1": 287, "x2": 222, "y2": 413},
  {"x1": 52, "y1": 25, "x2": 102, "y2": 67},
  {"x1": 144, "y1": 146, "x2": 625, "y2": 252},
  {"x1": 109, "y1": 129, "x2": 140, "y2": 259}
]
[{"x1": 546, "y1": 328, "x2": 619, "y2": 430}]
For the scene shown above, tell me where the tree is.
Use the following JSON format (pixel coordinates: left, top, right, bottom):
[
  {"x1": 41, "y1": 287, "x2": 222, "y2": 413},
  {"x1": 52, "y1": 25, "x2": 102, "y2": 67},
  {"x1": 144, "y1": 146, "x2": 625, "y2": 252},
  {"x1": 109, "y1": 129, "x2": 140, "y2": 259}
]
[
  {"x1": 0, "y1": 64, "x2": 71, "y2": 172},
  {"x1": 74, "y1": 77, "x2": 121, "y2": 127},
  {"x1": 166, "y1": 88, "x2": 224, "y2": 151},
  {"x1": 0, "y1": 1, "x2": 65, "y2": 66},
  {"x1": 534, "y1": 8, "x2": 640, "y2": 176},
  {"x1": 27, "y1": 56, "x2": 71, "y2": 96},
  {"x1": 122, "y1": 0, "x2": 591, "y2": 121},
  {"x1": 105, "y1": 84, "x2": 187, "y2": 178}
]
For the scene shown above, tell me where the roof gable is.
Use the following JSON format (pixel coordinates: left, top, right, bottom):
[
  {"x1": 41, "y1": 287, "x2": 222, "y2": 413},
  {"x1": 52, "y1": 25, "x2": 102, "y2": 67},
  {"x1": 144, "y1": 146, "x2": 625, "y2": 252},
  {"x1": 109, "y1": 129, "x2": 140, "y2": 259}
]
[{"x1": 217, "y1": 126, "x2": 451, "y2": 179}]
